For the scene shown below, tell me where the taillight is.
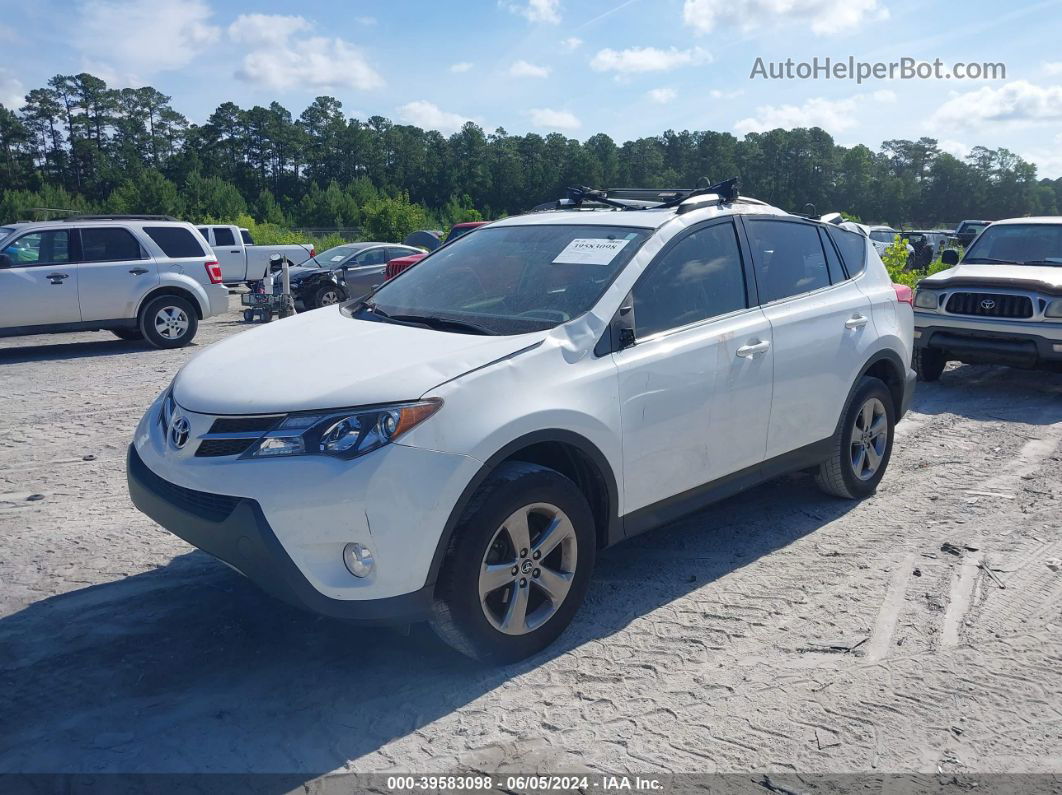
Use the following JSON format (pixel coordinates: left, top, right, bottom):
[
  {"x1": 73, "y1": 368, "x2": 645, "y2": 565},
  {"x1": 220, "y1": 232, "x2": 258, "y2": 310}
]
[
  {"x1": 205, "y1": 260, "x2": 223, "y2": 284},
  {"x1": 310, "y1": 247, "x2": 316, "y2": 257},
  {"x1": 892, "y1": 283, "x2": 913, "y2": 306}
]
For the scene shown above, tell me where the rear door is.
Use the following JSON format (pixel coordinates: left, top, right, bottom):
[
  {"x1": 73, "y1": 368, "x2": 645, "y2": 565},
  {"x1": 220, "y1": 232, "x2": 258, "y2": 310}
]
[
  {"x1": 614, "y1": 219, "x2": 774, "y2": 514},
  {"x1": 741, "y1": 217, "x2": 875, "y2": 458},
  {"x1": 0, "y1": 228, "x2": 80, "y2": 328},
  {"x1": 76, "y1": 226, "x2": 159, "y2": 322},
  {"x1": 210, "y1": 226, "x2": 244, "y2": 282}
]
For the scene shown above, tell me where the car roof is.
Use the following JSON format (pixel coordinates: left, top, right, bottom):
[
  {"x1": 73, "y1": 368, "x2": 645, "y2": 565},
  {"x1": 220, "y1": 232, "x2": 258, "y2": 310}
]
[
  {"x1": 868, "y1": 225, "x2": 898, "y2": 231},
  {"x1": 490, "y1": 199, "x2": 789, "y2": 231},
  {"x1": 2, "y1": 219, "x2": 193, "y2": 231},
  {"x1": 990, "y1": 217, "x2": 1062, "y2": 226}
]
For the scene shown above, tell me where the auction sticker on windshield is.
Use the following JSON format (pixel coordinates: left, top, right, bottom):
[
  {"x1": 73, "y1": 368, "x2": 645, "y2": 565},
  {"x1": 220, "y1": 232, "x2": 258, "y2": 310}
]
[{"x1": 553, "y1": 238, "x2": 630, "y2": 265}]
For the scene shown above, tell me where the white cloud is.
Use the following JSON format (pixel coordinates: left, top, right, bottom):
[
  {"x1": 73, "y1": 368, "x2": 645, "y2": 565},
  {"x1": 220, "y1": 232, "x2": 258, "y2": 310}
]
[
  {"x1": 872, "y1": 89, "x2": 897, "y2": 103},
  {"x1": 647, "y1": 87, "x2": 677, "y2": 104},
  {"x1": 231, "y1": 14, "x2": 383, "y2": 91},
  {"x1": 590, "y1": 46, "x2": 710, "y2": 75},
  {"x1": 734, "y1": 96, "x2": 861, "y2": 134},
  {"x1": 929, "y1": 80, "x2": 1062, "y2": 130},
  {"x1": 1042, "y1": 62, "x2": 1062, "y2": 76},
  {"x1": 508, "y1": 60, "x2": 551, "y2": 78},
  {"x1": 683, "y1": 0, "x2": 889, "y2": 35},
  {"x1": 355, "y1": 16, "x2": 377, "y2": 25},
  {"x1": 0, "y1": 68, "x2": 25, "y2": 109},
  {"x1": 228, "y1": 13, "x2": 311, "y2": 46},
  {"x1": 450, "y1": 61, "x2": 474, "y2": 73},
  {"x1": 397, "y1": 100, "x2": 477, "y2": 133},
  {"x1": 938, "y1": 139, "x2": 970, "y2": 159},
  {"x1": 561, "y1": 36, "x2": 582, "y2": 51},
  {"x1": 503, "y1": 0, "x2": 561, "y2": 24},
  {"x1": 709, "y1": 88, "x2": 744, "y2": 100},
  {"x1": 1023, "y1": 134, "x2": 1062, "y2": 178},
  {"x1": 528, "y1": 107, "x2": 581, "y2": 129},
  {"x1": 75, "y1": 0, "x2": 220, "y2": 75}
]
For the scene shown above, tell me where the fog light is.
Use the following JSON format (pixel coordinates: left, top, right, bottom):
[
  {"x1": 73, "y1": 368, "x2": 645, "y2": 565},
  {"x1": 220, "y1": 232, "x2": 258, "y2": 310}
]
[
  {"x1": 1053, "y1": 343, "x2": 1062, "y2": 353},
  {"x1": 343, "y1": 542, "x2": 375, "y2": 578},
  {"x1": 913, "y1": 330, "x2": 922, "y2": 339}
]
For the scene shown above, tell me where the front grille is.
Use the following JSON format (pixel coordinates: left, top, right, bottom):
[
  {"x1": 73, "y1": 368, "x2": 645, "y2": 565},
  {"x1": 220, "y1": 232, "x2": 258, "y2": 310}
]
[
  {"x1": 207, "y1": 416, "x2": 282, "y2": 434},
  {"x1": 131, "y1": 450, "x2": 240, "y2": 522},
  {"x1": 946, "y1": 292, "x2": 1032, "y2": 319},
  {"x1": 196, "y1": 438, "x2": 257, "y2": 458}
]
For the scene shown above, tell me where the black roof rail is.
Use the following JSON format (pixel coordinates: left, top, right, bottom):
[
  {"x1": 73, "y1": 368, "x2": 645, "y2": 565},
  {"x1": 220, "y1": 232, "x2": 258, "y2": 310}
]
[{"x1": 60, "y1": 214, "x2": 179, "y2": 222}]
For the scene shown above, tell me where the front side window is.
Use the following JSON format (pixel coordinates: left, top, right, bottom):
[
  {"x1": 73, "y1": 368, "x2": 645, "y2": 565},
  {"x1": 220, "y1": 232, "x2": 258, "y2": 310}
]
[
  {"x1": 1, "y1": 230, "x2": 71, "y2": 267},
  {"x1": 746, "y1": 220, "x2": 830, "y2": 302},
  {"x1": 362, "y1": 224, "x2": 650, "y2": 335},
  {"x1": 213, "y1": 227, "x2": 236, "y2": 246},
  {"x1": 80, "y1": 227, "x2": 144, "y2": 262},
  {"x1": 964, "y1": 224, "x2": 1062, "y2": 265},
  {"x1": 633, "y1": 222, "x2": 747, "y2": 338},
  {"x1": 355, "y1": 248, "x2": 391, "y2": 267}
]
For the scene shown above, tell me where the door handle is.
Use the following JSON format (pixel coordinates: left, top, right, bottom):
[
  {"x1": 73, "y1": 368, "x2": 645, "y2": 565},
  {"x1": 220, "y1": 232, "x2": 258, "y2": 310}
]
[
  {"x1": 230, "y1": 249, "x2": 240, "y2": 253},
  {"x1": 46, "y1": 272, "x2": 69, "y2": 284},
  {"x1": 129, "y1": 267, "x2": 149, "y2": 275},
  {"x1": 736, "y1": 339, "x2": 771, "y2": 358},
  {"x1": 845, "y1": 313, "x2": 869, "y2": 329}
]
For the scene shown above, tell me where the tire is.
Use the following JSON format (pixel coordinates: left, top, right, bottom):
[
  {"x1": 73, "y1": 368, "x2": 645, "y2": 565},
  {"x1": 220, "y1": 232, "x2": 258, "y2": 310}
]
[
  {"x1": 312, "y1": 283, "x2": 344, "y2": 309},
  {"x1": 139, "y1": 295, "x2": 198, "y2": 349},
  {"x1": 111, "y1": 328, "x2": 144, "y2": 341},
  {"x1": 914, "y1": 347, "x2": 946, "y2": 382},
  {"x1": 430, "y1": 461, "x2": 596, "y2": 663},
  {"x1": 815, "y1": 376, "x2": 896, "y2": 500}
]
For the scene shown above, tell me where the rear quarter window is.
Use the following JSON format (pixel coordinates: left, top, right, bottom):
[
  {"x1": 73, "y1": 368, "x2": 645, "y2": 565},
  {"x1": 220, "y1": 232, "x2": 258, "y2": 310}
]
[
  {"x1": 827, "y1": 226, "x2": 867, "y2": 277},
  {"x1": 145, "y1": 226, "x2": 208, "y2": 258}
]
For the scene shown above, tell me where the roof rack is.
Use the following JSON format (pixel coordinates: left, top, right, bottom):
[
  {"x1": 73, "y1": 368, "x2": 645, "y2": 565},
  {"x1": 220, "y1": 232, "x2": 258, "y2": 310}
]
[
  {"x1": 532, "y1": 178, "x2": 745, "y2": 213},
  {"x1": 59, "y1": 214, "x2": 179, "y2": 222}
]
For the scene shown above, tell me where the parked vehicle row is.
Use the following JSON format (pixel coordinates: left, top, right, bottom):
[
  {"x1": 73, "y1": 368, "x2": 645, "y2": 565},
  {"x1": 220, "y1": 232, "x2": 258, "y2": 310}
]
[
  {"x1": 128, "y1": 183, "x2": 916, "y2": 663},
  {"x1": 195, "y1": 224, "x2": 315, "y2": 286},
  {"x1": 0, "y1": 215, "x2": 228, "y2": 348}
]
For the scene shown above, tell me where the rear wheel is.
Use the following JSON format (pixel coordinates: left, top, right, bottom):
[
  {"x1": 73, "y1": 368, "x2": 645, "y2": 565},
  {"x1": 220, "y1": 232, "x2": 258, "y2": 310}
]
[
  {"x1": 815, "y1": 376, "x2": 895, "y2": 499},
  {"x1": 139, "y1": 295, "x2": 198, "y2": 349},
  {"x1": 914, "y1": 347, "x2": 946, "y2": 381},
  {"x1": 430, "y1": 462, "x2": 596, "y2": 663}
]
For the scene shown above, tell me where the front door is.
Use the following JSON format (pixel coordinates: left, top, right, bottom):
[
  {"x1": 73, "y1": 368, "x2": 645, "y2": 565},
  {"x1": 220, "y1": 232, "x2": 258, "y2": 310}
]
[
  {"x1": 613, "y1": 219, "x2": 774, "y2": 515},
  {"x1": 75, "y1": 227, "x2": 159, "y2": 322},
  {"x1": 0, "y1": 228, "x2": 81, "y2": 329}
]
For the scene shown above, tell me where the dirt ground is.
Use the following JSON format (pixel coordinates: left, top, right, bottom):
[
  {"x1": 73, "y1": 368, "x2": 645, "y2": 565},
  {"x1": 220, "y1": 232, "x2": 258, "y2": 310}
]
[{"x1": 1, "y1": 297, "x2": 1060, "y2": 780}]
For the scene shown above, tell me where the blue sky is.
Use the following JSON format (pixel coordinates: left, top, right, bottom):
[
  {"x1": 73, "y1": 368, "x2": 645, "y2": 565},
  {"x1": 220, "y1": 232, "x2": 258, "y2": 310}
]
[{"x1": 3, "y1": 0, "x2": 1062, "y2": 175}]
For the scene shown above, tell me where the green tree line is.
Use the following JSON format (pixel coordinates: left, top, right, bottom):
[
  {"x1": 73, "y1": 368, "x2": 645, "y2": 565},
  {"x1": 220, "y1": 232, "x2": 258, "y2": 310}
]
[{"x1": 2, "y1": 72, "x2": 1061, "y2": 237}]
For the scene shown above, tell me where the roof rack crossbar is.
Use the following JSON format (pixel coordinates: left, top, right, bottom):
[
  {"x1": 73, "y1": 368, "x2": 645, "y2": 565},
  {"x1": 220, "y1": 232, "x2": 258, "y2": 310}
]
[
  {"x1": 59, "y1": 214, "x2": 179, "y2": 222},
  {"x1": 654, "y1": 177, "x2": 740, "y2": 209}
]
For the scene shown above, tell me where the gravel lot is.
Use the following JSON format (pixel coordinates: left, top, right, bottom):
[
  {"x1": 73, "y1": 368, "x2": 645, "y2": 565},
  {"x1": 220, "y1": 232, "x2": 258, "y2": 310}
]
[{"x1": 1, "y1": 297, "x2": 1060, "y2": 779}]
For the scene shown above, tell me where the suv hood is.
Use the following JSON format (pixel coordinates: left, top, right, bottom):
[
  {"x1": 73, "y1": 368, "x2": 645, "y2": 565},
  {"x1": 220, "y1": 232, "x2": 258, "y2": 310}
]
[
  {"x1": 921, "y1": 262, "x2": 1062, "y2": 293},
  {"x1": 173, "y1": 307, "x2": 545, "y2": 415}
]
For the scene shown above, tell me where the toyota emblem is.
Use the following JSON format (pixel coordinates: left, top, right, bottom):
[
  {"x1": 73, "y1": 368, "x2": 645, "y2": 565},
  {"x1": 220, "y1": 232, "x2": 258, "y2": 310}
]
[
  {"x1": 169, "y1": 415, "x2": 191, "y2": 449},
  {"x1": 980, "y1": 298, "x2": 996, "y2": 310}
]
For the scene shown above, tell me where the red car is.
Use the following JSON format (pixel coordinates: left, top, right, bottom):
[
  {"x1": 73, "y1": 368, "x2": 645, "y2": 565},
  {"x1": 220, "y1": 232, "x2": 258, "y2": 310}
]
[{"x1": 384, "y1": 221, "x2": 488, "y2": 280}]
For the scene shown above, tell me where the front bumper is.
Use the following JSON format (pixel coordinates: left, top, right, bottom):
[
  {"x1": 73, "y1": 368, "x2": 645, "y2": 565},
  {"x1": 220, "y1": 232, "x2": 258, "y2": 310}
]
[
  {"x1": 915, "y1": 320, "x2": 1062, "y2": 369},
  {"x1": 128, "y1": 445, "x2": 433, "y2": 624}
]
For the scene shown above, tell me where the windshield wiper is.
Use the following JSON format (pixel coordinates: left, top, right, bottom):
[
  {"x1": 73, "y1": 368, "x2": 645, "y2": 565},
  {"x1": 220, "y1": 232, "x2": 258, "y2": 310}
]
[
  {"x1": 390, "y1": 314, "x2": 496, "y2": 335},
  {"x1": 1020, "y1": 259, "x2": 1062, "y2": 266},
  {"x1": 963, "y1": 257, "x2": 1013, "y2": 264}
]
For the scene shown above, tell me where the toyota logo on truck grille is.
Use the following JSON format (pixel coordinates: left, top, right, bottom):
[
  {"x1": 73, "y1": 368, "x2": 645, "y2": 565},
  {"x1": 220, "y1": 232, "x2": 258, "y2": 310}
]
[
  {"x1": 980, "y1": 298, "x2": 996, "y2": 310},
  {"x1": 169, "y1": 415, "x2": 191, "y2": 449}
]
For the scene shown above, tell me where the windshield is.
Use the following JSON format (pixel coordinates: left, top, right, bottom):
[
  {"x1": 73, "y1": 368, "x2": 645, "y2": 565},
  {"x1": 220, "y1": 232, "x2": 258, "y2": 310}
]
[
  {"x1": 0, "y1": 227, "x2": 14, "y2": 243},
  {"x1": 964, "y1": 224, "x2": 1062, "y2": 265},
  {"x1": 869, "y1": 230, "x2": 897, "y2": 243},
  {"x1": 315, "y1": 245, "x2": 360, "y2": 267},
  {"x1": 359, "y1": 224, "x2": 651, "y2": 335}
]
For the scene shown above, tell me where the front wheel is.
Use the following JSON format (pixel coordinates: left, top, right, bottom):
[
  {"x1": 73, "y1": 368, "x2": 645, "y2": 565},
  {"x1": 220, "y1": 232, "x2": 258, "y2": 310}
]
[
  {"x1": 312, "y1": 283, "x2": 344, "y2": 309},
  {"x1": 815, "y1": 376, "x2": 895, "y2": 499},
  {"x1": 914, "y1": 347, "x2": 946, "y2": 382},
  {"x1": 430, "y1": 462, "x2": 596, "y2": 663},
  {"x1": 139, "y1": 295, "x2": 198, "y2": 349}
]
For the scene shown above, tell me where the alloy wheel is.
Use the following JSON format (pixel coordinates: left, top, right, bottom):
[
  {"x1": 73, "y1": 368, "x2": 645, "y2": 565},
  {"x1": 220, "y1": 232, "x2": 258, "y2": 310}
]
[
  {"x1": 850, "y1": 397, "x2": 888, "y2": 480},
  {"x1": 154, "y1": 306, "x2": 189, "y2": 339},
  {"x1": 479, "y1": 502, "x2": 578, "y2": 636}
]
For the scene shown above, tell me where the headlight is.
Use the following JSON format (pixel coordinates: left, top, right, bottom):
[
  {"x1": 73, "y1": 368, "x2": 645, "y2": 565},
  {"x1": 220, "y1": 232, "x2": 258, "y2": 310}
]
[
  {"x1": 914, "y1": 290, "x2": 939, "y2": 310},
  {"x1": 1046, "y1": 299, "x2": 1062, "y2": 318},
  {"x1": 241, "y1": 399, "x2": 442, "y2": 461}
]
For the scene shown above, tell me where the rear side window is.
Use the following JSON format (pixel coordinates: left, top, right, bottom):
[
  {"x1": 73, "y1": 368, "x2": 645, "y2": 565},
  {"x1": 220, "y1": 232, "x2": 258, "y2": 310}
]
[
  {"x1": 240, "y1": 229, "x2": 254, "y2": 245},
  {"x1": 79, "y1": 227, "x2": 145, "y2": 262},
  {"x1": 197, "y1": 227, "x2": 210, "y2": 240},
  {"x1": 746, "y1": 220, "x2": 829, "y2": 303},
  {"x1": 213, "y1": 227, "x2": 236, "y2": 246},
  {"x1": 145, "y1": 226, "x2": 207, "y2": 258},
  {"x1": 818, "y1": 228, "x2": 846, "y2": 283},
  {"x1": 633, "y1": 221, "x2": 748, "y2": 338},
  {"x1": 827, "y1": 226, "x2": 867, "y2": 277}
]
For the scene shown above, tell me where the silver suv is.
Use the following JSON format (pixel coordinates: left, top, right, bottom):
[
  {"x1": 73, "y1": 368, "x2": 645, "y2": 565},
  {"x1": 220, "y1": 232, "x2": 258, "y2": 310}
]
[
  {"x1": 0, "y1": 215, "x2": 229, "y2": 348},
  {"x1": 913, "y1": 216, "x2": 1062, "y2": 379}
]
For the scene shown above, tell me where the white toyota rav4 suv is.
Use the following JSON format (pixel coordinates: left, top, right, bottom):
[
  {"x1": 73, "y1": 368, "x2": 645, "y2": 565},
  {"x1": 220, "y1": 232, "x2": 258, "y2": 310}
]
[
  {"x1": 0, "y1": 215, "x2": 228, "y2": 348},
  {"x1": 128, "y1": 185, "x2": 915, "y2": 662}
]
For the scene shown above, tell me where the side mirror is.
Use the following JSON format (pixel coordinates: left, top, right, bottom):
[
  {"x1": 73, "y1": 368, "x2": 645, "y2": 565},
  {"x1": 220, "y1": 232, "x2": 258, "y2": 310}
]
[
  {"x1": 941, "y1": 249, "x2": 960, "y2": 266},
  {"x1": 0, "y1": 253, "x2": 12, "y2": 268}
]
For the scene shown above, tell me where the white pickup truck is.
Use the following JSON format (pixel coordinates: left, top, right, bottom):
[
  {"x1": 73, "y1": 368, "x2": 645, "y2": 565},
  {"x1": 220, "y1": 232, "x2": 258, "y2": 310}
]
[{"x1": 196, "y1": 224, "x2": 316, "y2": 285}]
